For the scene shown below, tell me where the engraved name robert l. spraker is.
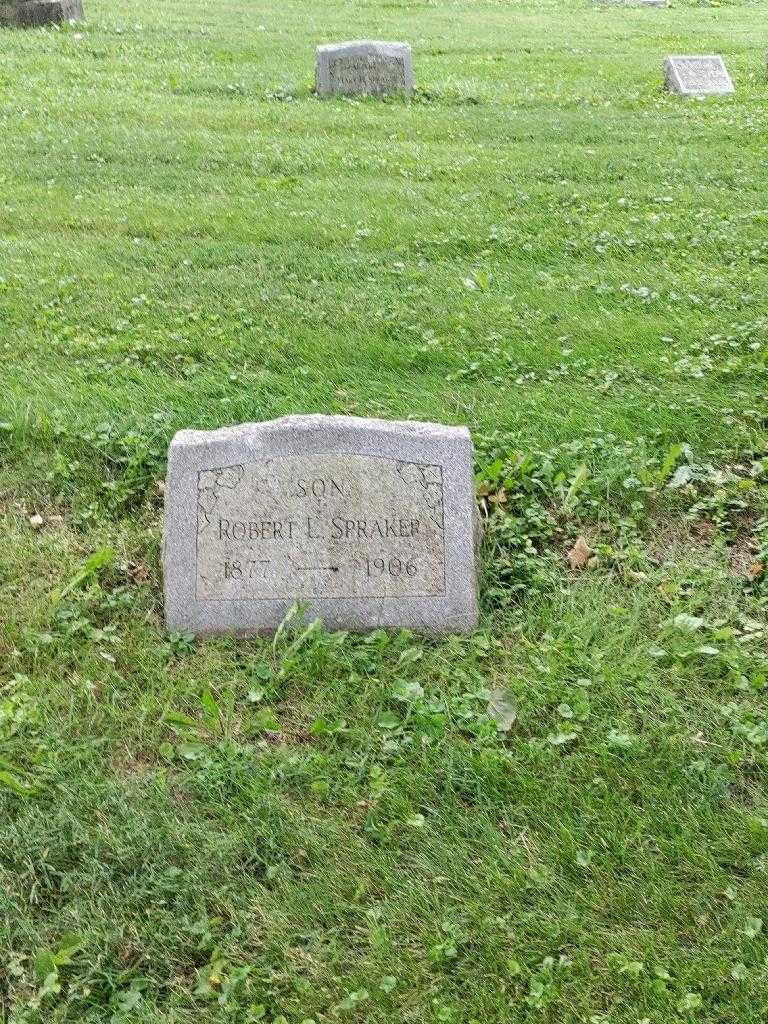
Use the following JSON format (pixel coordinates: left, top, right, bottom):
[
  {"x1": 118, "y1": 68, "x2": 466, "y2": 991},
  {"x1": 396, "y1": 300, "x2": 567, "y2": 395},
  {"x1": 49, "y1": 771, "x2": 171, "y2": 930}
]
[{"x1": 195, "y1": 455, "x2": 446, "y2": 601}]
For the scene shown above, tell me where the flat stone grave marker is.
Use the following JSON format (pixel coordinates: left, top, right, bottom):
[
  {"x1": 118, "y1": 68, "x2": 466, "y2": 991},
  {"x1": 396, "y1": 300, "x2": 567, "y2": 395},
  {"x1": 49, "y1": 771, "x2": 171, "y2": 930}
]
[
  {"x1": 0, "y1": 0, "x2": 83, "y2": 27},
  {"x1": 163, "y1": 415, "x2": 479, "y2": 636},
  {"x1": 316, "y1": 40, "x2": 414, "y2": 97},
  {"x1": 596, "y1": 0, "x2": 666, "y2": 7},
  {"x1": 664, "y1": 55, "x2": 734, "y2": 96}
]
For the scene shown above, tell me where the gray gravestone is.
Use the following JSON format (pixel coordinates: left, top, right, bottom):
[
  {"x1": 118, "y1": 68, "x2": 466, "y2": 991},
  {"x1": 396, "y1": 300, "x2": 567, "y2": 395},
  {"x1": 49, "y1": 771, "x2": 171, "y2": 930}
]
[
  {"x1": 0, "y1": 0, "x2": 82, "y2": 26},
  {"x1": 596, "y1": 0, "x2": 666, "y2": 6},
  {"x1": 316, "y1": 41, "x2": 414, "y2": 97},
  {"x1": 664, "y1": 55, "x2": 734, "y2": 96},
  {"x1": 163, "y1": 415, "x2": 479, "y2": 636}
]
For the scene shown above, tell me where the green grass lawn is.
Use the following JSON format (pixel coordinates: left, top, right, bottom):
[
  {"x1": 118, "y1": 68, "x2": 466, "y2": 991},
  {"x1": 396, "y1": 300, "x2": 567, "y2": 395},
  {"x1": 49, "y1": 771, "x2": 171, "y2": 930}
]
[{"x1": 2, "y1": 0, "x2": 768, "y2": 1020}]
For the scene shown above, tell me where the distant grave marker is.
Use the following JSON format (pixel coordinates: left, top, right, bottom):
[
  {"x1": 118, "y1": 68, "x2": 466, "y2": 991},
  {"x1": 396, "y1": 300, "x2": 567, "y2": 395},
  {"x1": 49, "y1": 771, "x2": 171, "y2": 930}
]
[
  {"x1": 664, "y1": 55, "x2": 734, "y2": 96},
  {"x1": 594, "y1": 0, "x2": 666, "y2": 7},
  {"x1": 316, "y1": 41, "x2": 414, "y2": 97},
  {"x1": 163, "y1": 415, "x2": 480, "y2": 636},
  {"x1": 0, "y1": 0, "x2": 82, "y2": 27}
]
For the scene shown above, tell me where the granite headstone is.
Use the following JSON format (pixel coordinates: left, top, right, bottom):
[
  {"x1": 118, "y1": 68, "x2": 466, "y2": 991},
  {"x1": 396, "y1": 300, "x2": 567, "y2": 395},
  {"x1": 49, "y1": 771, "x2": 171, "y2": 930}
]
[
  {"x1": 316, "y1": 41, "x2": 414, "y2": 97},
  {"x1": 597, "y1": 0, "x2": 666, "y2": 7},
  {"x1": 163, "y1": 415, "x2": 479, "y2": 636},
  {"x1": 664, "y1": 55, "x2": 734, "y2": 96},
  {"x1": 0, "y1": 0, "x2": 82, "y2": 27}
]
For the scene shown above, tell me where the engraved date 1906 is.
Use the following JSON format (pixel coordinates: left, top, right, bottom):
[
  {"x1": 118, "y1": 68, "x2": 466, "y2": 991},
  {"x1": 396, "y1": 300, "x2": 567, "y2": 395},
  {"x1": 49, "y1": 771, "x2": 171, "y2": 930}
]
[{"x1": 355, "y1": 556, "x2": 418, "y2": 579}]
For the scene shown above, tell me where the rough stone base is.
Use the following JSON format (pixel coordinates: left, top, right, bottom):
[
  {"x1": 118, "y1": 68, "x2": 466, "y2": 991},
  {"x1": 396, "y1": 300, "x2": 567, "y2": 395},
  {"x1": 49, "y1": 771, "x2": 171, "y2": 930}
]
[{"x1": 0, "y1": 0, "x2": 83, "y2": 28}]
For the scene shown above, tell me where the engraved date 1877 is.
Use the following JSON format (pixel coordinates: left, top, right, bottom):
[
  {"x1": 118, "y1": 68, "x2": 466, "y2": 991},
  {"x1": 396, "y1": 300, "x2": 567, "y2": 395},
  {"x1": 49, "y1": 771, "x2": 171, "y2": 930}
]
[{"x1": 223, "y1": 559, "x2": 270, "y2": 581}]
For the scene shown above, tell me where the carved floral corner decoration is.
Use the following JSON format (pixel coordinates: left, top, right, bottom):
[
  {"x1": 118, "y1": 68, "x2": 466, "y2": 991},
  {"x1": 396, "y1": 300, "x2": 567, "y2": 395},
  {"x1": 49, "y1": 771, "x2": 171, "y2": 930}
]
[
  {"x1": 197, "y1": 465, "x2": 244, "y2": 532},
  {"x1": 396, "y1": 461, "x2": 444, "y2": 529}
]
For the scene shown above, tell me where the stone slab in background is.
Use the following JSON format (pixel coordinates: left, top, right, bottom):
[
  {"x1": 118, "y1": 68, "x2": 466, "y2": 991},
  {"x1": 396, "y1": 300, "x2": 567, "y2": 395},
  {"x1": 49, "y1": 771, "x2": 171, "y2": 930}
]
[
  {"x1": 0, "y1": 0, "x2": 82, "y2": 26},
  {"x1": 316, "y1": 41, "x2": 414, "y2": 97},
  {"x1": 596, "y1": 0, "x2": 666, "y2": 6},
  {"x1": 664, "y1": 55, "x2": 734, "y2": 95},
  {"x1": 163, "y1": 415, "x2": 479, "y2": 636}
]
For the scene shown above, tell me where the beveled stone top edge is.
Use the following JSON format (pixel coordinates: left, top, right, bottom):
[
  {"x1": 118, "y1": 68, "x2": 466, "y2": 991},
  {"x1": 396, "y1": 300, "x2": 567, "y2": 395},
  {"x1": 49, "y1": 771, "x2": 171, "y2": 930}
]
[
  {"x1": 316, "y1": 40, "x2": 412, "y2": 54},
  {"x1": 664, "y1": 54, "x2": 727, "y2": 62},
  {"x1": 169, "y1": 415, "x2": 471, "y2": 450}
]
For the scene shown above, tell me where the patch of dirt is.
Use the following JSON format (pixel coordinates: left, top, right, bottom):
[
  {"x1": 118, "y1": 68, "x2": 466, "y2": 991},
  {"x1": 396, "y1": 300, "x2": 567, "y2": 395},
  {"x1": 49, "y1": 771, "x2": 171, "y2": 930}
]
[
  {"x1": 649, "y1": 517, "x2": 762, "y2": 580},
  {"x1": 728, "y1": 534, "x2": 762, "y2": 580},
  {"x1": 648, "y1": 519, "x2": 715, "y2": 565},
  {"x1": 110, "y1": 748, "x2": 157, "y2": 778}
]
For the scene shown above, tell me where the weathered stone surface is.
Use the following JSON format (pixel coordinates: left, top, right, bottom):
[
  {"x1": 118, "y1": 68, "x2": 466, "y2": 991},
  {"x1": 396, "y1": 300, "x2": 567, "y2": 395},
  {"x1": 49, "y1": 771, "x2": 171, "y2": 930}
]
[
  {"x1": 0, "y1": 0, "x2": 83, "y2": 27},
  {"x1": 664, "y1": 55, "x2": 734, "y2": 96},
  {"x1": 316, "y1": 40, "x2": 414, "y2": 97},
  {"x1": 163, "y1": 415, "x2": 479, "y2": 636}
]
